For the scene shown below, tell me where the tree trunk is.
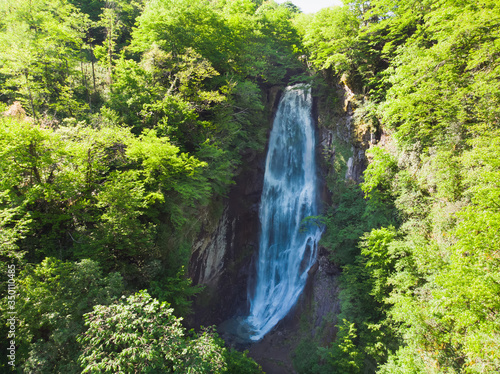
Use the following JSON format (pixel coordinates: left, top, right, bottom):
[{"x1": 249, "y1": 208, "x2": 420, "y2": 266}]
[
  {"x1": 91, "y1": 47, "x2": 96, "y2": 92},
  {"x1": 25, "y1": 71, "x2": 37, "y2": 122}
]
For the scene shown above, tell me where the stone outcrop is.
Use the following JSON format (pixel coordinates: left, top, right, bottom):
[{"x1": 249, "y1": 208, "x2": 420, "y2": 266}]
[
  {"x1": 188, "y1": 151, "x2": 265, "y2": 326},
  {"x1": 191, "y1": 207, "x2": 233, "y2": 286}
]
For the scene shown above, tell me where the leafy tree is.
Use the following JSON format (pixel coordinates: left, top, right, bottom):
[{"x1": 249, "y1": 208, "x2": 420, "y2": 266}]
[
  {"x1": 281, "y1": 1, "x2": 301, "y2": 14},
  {"x1": 251, "y1": 1, "x2": 303, "y2": 84},
  {"x1": 0, "y1": 114, "x2": 212, "y2": 277},
  {"x1": 94, "y1": 6, "x2": 121, "y2": 86},
  {"x1": 302, "y1": 6, "x2": 360, "y2": 75},
  {"x1": 108, "y1": 47, "x2": 225, "y2": 135},
  {"x1": 379, "y1": 0, "x2": 500, "y2": 148},
  {"x1": 322, "y1": 184, "x2": 370, "y2": 266},
  {"x1": 224, "y1": 349, "x2": 264, "y2": 374},
  {"x1": 67, "y1": 0, "x2": 105, "y2": 22},
  {"x1": 0, "y1": 116, "x2": 81, "y2": 260},
  {"x1": 131, "y1": 0, "x2": 235, "y2": 73},
  {"x1": 0, "y1": 0, "x2": 89, "y2": 119},
  {"x1": 78, "y1": 291, "x2": 227, "y2": 373},
  {"x1": 321, "y1": 319, "x2": 363, "y2": 374},
  {"x1": 424, "y1": 130, "x2": 500, "y2": 371},
  {"x1": 8, "y1": 258, "x2": 123, "y2": 373},
  {"x1": 377, "y1": 346, "x2": 426, "y2": 374},
  {"x1": 293, "y1": 338, "x2": 327, "y2": 374},
  {"x1": 360, "y1": 227, "x2": 398, "y2": 304},
  {"x1": 149, "y1": 266, "x2": 204, "y2": 317},
  {"x1": 335, "y1": 2, "x2": 500, "y2": 372}
]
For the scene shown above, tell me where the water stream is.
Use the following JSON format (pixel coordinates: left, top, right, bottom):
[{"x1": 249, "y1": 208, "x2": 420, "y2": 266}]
[{"x1": 245, "y1": 85, "x2": 322, "y2": 341}]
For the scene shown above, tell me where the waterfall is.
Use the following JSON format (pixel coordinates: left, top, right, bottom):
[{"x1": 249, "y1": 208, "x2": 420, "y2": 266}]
[{"x1": 245, "y1": 85, "x2": 322, "y2": 341}]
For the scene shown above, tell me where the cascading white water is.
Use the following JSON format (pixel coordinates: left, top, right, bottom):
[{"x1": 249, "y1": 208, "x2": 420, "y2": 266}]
[{"x1": 245, "y1": 85, "x2": 322, "y2": 341}]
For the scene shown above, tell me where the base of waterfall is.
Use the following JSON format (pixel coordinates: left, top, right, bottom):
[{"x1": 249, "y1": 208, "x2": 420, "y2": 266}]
[
  {"x1": 217, "y1": 312, "x2": 294, "y2": 345},
  {"x1": 217, "y1": 316, "x2": 261, "y2": 345}
]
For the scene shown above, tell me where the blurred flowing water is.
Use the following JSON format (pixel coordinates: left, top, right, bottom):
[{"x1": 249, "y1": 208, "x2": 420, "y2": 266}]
[{"x1": 244, "y1": 85, "x2": 322, "y2": 341}]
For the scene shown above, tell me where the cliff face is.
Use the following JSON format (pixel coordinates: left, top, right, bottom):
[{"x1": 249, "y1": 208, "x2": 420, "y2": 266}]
[
  {"x1": 188, "y1": 152, "x2": 264, "y2": 326},
  {"x1": 316, "y1": 78, "x2": 375, "y2": 186}
]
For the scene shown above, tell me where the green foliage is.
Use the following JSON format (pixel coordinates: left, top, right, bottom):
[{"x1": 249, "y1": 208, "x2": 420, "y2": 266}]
[
  {"x1": 108, "y1": 48, "x2": 224, "y2": 134},
  {"x1": 362, "y1": 2, "x2": 500, "y2": 372},
  {"x1": 377, "y1": 346, "x2": 426, "y2": 374},
  {"x1": 131, "y1": 0, "x2": 234, "y2": 72},
  {"x1": 322, "y1": 183, "x2": 369, "y2": 266},
  {"x1": 316, "y1": 174, "x2": 397, "y2": 373},
  {"x1": 5, "y1": 258, "x2": 123, "y2": 372},
  {"x1": 418, "y1": 130, "x2": 500, "y2": 372},
  {"x1": 0, "y1": 0, "x2": 90, "y2": 119},
  {"x1": 149, "y1": 266, "x2": 204, "y2": 317},
  {"x1": 224, "y1": 349, "x2": 264, "y2": 374},
  {"x1": 78, "y1": 291, "x2": 227, "y2": 373},
  {"x1": 302, "y1": 6, "x2": 360, "y2": 75},
  {"x1": 361, "y1": 146, "x2": 397, "y2": 199},
  {"x1": 360, "y1": 227, "x2": 398, "y2": 304},
  {"x1": 67, "y1": 0, "x2": 105, "y2": 22},
  {"x1": 250, "y1": 1, "x2": 303, "y2": 83},
  {"x1": 321, "y1": 319, "x2": 363, "y2": 374},
  {"x1": 0, "y1": 115, "x2": 214, "y2": 284},
  {"x1": 379, "y1": 0, "x2": 500, "y2": 148},
  {"x1": 293, "y1": 338, "x2": 327, "y2": 374},
  {"x1": 310, "y1": 1, "x2": 500, "y2": 373},
  {"x1": 0, "y1": 117, "x2": 89, "y2": 260}
]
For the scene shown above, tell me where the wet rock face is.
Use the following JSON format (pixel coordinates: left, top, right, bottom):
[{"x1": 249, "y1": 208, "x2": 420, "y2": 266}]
[
  {"x1": 319, "y1": 124, "x2": 367, "y2": 184},
  {"x1": 188, "y1": 149, "x2": 265, "y2": 327},
  {"x1": 345, "y1": 148, "x2": 366, "y2": 182},
  {"x1": 316, "y1": 81, "x2": 373, "y2": 185},
  {"x1": 190, "y1": 208, "x2": 232, "y2": 286}
]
